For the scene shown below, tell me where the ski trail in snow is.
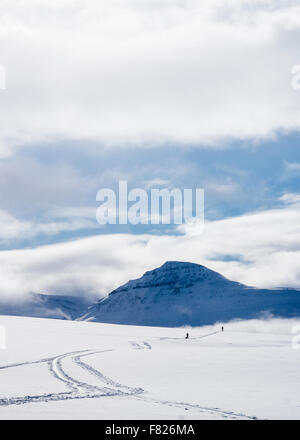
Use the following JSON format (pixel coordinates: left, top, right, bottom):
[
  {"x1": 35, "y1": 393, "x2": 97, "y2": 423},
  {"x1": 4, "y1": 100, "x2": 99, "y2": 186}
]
[
  {"x1": 160, "y1": 330, "x2": 220, "y2": 341},
  {"x1": 129, "y1": 341, "x2": 152, "y2": 350},
  {"x1": 0, "y1": 344, "x2": 260, "y2": 420},
  {"x1": 133, "y1": 396, "x2": 258, "y2": 420},
  {"x1": 0, "y1": 350, "x2": 88, "y2": 370},
  {"x1": 195, "y1": 330, "x2": 220, "y2": 339},
  {"x1": 73, "y1": 350, "x2": 144, "y2": 395},
  {"x1": 50, "y1": 352, "x2": 94, "y2": 394},
  {"x1": 0, "y1": 355, "x2": 58, "y2": 370},
  {"x1": 129, "y1": 341, "x2": 144, "y2": 349},
  {"x1": 0, "y1": 349, "x2": 143, "y2": 407}
]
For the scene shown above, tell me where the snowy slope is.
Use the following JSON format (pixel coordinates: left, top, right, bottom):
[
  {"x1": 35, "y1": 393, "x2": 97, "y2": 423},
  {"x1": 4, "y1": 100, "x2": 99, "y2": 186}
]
[
  {"x1": 0, "y1": 293, "x2": 92, "y2": 320},
  {"x1": 78, "y1": 261, "x2": 300, "y2": 326},
  {"x1": 0, "y1": 315, "x2": 299, "y2": 420}
]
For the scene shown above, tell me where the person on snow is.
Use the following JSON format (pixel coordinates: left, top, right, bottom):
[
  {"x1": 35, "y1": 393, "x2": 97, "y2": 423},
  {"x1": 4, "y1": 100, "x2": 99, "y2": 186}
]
[
  {"x1": 185, "y1": 332, "x2": 189, "y2": 339},
  {"x1": 221, "y1": 326, "x2": 224, "y2": 332}
]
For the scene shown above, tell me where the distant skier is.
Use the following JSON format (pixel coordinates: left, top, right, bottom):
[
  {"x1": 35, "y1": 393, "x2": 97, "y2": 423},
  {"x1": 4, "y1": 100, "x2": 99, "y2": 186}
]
[
  {"x1": 185, "y1": 332, "x2": 189, "y2": 339},
  {"x1": 221, "y1": 326, "x2": 224, "y2": 332}
]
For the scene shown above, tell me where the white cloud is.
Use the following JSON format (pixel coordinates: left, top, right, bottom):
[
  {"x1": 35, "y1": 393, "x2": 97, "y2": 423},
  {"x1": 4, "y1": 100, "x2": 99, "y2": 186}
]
[
  {"x1": 0, "y1": 0, "x2": 300, "y2": 154},
  {"x1": 0, "y1": 208, "x2": 97, "y2": 245},
  {"x1": 285, "y1": 161, "x2": 300, "y2": 172},
  {"x1": 205, "y1": 179, "x2": 240, "y2": 195},
  {"x1": 1, "y1": 195, "x2": 300, "y2": 302},
  {"x1": 0, "y1": 210, "x2": 32, "y2": 241},
  {"x1": 279, "y1": 193, "x2": 300, "y2": 205}
]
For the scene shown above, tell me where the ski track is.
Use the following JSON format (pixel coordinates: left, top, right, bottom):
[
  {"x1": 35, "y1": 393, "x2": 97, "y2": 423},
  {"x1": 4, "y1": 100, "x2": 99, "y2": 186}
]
[
  {"x1": 159, "y1": 330, "x2": 220, "y2": 341},
  {"x1": 0, "y1": 338, "x2": 260, "y2": 420},
  {"x1": 134, "y1": 396, "x2": 258, "y2": 420},
  {"x1": 73, "y1": 350, "x2": 144, "y2": 395},
  {"x1": 129, "y1": 341, "x2": 151, "y2": 350}
]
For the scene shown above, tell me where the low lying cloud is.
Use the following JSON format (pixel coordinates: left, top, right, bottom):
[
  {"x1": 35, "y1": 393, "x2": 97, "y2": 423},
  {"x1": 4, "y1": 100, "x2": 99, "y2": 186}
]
[
  {"x1": 206, "y1": 317, "x2": 300, "y2": 337},
  {"x1": 1, "y1": 195, "x2": 300, "y2": 302}
]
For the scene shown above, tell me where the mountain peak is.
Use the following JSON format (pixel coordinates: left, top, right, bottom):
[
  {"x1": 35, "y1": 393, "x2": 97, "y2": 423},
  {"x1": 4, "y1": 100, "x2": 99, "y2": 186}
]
[
  {"x1": 160, "y1": 261, "x2": 203, "y2": 268},
  {"x1": 141, "y1": 260, "x2": 227, "y2": 285},
  {"x1": 157, "y1": 260, "x2": 208, "y2": 272},
  {"x1": 78, "y1": 260, "x2": 300, "y2": 327}
]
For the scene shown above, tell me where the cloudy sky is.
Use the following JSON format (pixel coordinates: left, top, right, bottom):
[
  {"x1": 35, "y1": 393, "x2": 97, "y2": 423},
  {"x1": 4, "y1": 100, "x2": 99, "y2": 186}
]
[{"x1": 0, "y1": 0, "x2": 300, "y2": 301}]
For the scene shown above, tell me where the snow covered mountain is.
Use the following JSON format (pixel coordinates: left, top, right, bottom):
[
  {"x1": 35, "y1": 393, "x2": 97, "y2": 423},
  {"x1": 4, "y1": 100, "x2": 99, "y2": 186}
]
[
  {"x1": 0, "y1": 293, "x2": 92, "y2": 320},
  {"x1": 78, "y1": 261, "x2": 300, "y2": 326}
]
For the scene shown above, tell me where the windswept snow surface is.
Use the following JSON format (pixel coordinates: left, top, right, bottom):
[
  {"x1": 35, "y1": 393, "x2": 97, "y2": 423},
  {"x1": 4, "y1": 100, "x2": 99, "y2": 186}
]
[
  {"x1": 0, "y1": 315, "x2": 299, "y2": 419},
  {"x1": 79, "y1": 262, "x2": 300, "y2": 326}
]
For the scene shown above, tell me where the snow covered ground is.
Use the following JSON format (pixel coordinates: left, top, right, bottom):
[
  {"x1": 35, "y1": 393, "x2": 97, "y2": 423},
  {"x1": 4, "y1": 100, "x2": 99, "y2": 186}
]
[{"x1": 0, "y1": 315, "x2": 299, "y2": 420}]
